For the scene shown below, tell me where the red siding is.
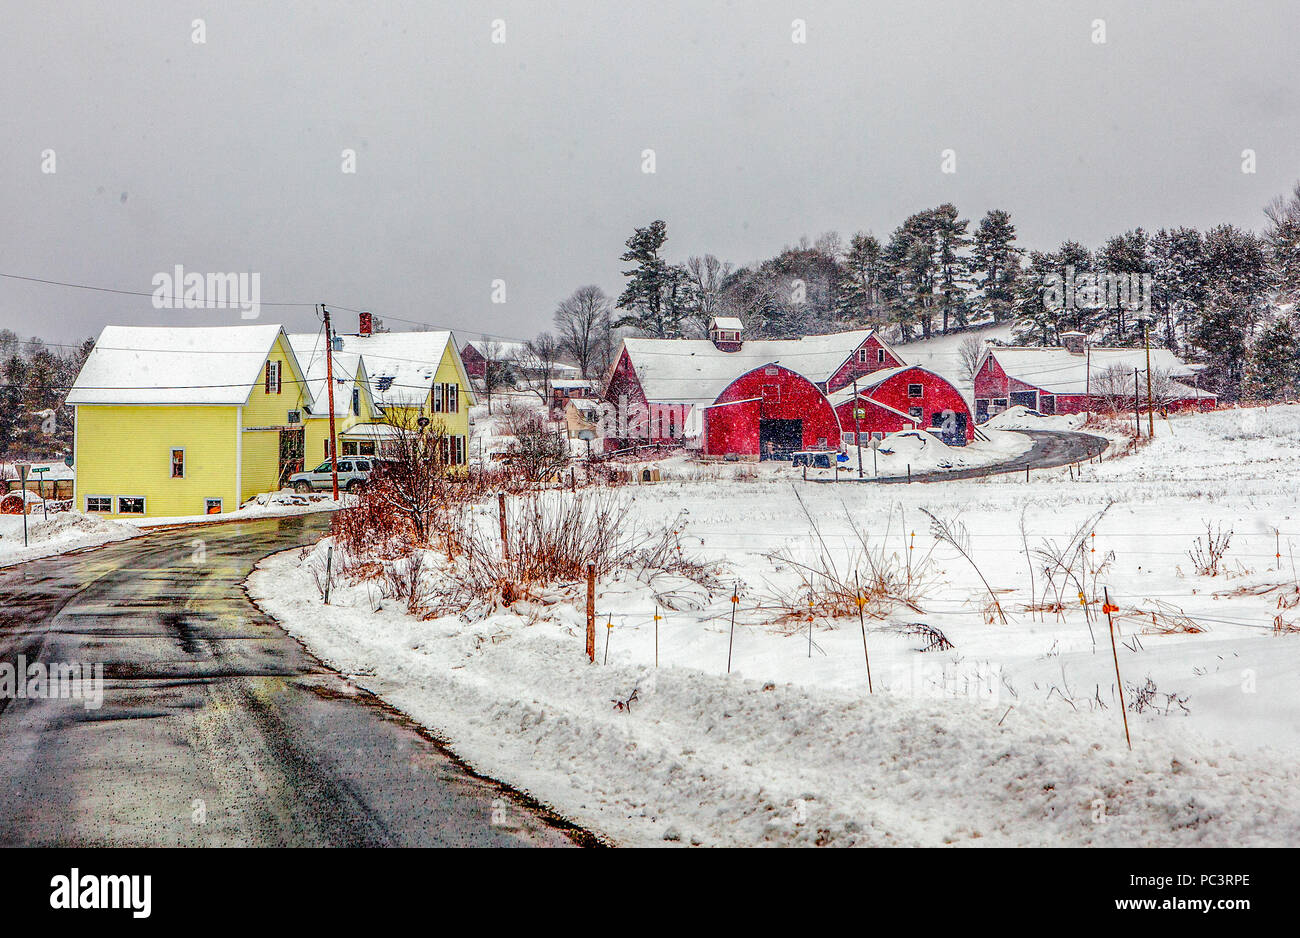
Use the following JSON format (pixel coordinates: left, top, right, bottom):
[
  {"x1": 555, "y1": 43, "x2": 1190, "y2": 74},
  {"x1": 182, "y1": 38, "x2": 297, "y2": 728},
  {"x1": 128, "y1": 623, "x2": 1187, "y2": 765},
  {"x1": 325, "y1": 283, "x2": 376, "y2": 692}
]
[
  {"x1": 825, "y1": 335, "x2": 904, "y2": 393},
  {"x1": 836, "y1": 366, "x2": 974, "y2": 442},
  {"x1": 704, "y1": 365, "x2": 840, "y2": 457}
]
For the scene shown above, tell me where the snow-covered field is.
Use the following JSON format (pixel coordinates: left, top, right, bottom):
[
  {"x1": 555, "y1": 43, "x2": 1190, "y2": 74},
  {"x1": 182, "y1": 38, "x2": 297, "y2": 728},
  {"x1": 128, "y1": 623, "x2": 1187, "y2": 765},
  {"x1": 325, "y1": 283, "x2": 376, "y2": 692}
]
[{"x1": 248, "y1": 404, "x2": 1300, "y2": 847}]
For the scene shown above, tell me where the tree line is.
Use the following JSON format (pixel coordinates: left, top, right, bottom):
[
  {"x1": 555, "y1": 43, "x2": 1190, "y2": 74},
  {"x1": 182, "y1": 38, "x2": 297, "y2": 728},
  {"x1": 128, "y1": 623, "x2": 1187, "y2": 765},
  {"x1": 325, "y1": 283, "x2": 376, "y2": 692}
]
[
  {"x1": 0, "y1": 331, "x2": 93, "y2": 461},
  {"x1": 541, "y1": 180, "x2": 1300, "y2": 403}
]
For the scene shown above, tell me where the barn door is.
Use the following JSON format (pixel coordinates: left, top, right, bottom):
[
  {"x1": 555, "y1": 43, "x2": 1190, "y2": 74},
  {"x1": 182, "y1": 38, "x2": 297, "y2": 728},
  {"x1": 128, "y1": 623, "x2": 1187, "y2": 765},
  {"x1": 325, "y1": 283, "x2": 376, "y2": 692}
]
[{"x1": 278, "y1": 428, "x2": 305, "y2": 487}]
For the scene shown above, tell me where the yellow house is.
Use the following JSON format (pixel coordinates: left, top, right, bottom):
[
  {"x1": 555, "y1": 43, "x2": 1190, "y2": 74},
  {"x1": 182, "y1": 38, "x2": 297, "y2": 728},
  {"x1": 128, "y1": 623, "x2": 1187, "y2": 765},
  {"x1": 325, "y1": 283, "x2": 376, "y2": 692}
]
[
  {"x1": 68, "y1": 324, "x2": 315, "y2": 519},
  {"x1": 287, "y1": 332, "x2": 382, "y2": 462},
  {"x1": 330, "y1": 322, "x2": 476, "y2": 465}
]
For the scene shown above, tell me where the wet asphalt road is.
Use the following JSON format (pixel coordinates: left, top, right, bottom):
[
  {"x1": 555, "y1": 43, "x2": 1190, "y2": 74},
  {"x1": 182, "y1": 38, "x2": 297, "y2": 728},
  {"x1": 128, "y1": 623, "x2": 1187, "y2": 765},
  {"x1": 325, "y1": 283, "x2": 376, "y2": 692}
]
[
  {"x1": 0, "y1": 513, "x2": 586, "y2": 847},
  {"x1": 829, "y1": 429, "x2": 1109, "y2": 484}
]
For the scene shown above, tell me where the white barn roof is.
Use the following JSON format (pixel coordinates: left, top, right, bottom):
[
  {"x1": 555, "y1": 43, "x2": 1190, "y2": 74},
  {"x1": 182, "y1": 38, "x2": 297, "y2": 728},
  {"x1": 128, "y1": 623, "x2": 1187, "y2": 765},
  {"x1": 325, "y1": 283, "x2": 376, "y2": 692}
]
[
  {"x1": 618, "y1": 329, "x2": 887, "y2": 404},
  {"x1": 67, "y1": 324, "x2": 296, "y2": 406},
  {"x1": 337, "y1": 331, "x2": 456, "y2": 408},
  {"x1": 984, "y1": 346, "x2": 1204, "y2": 396}
]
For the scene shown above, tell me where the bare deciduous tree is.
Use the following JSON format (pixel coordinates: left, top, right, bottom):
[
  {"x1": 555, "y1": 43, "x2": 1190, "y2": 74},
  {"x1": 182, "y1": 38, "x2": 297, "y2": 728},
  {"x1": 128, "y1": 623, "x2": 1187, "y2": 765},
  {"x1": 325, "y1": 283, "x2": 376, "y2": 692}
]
[
  {"x1": 513, "y1": 332, "x2": 563, "y2": 405},
  {"x1": 958, "y1": 334, "x2": 986, "y2": 381},
  {"x1": 555, "y1": 285, "x2": 612, "y2": 380}
]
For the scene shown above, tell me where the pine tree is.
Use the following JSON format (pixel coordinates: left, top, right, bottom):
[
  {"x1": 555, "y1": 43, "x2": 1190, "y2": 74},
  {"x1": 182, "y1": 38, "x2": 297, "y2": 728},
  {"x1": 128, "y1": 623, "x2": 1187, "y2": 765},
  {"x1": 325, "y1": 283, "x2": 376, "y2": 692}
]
[
  {"x1": 1265, "y1": 181, "x2": 1300, "y2": 306},
  {"x1": 971, "y1": 209, "x2": 1021, "y2": 323},
  {"x1": 615, "y1": 220, "x2": 689, "y2": 338},
  {"x1": 932, "y1": 203, "x2": 972, "y2": 335},
  {"x1": 1245, "y1": 315, "x2": 1300, "y2": 401},
  {"x1": 836, "y1": 232, "x2": 885, "y2": 326}
]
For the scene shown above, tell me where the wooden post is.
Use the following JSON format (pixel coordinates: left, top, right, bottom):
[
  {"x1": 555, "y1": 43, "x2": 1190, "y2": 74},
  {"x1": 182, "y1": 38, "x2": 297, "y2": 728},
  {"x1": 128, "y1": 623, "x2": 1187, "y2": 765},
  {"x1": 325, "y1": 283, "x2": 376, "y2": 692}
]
[
  {"x1": 1144, "y1": 320, "x2": 1155, "y2": 439},
  {"x1": 906, "y1": 464, "x2": 911, "y2": 484},
  {"x1": 585, "y1": 563, "x2": 596, "y2": 663},
  {"x1": 1103, "y1": 587, "x2": 1132, "y2": 750},
  {"x1": 324, "y1": 545, "x2": 333, "y2": 604},
  {"x1": 726, "y1": 581, "x2": 739, "y2": 674},
  {"x1": 855, "y1": 572, "x2": 872, "y2": 693},
  {"x1": 1133, "y1": 368, "x2": 1141, "y2": 439},
  {"x1": 497, "y1": 492, "x2": 509, "y2": 559},
  {"x1": 653, "y1": 605, "x2": 660, "y2": 668}
]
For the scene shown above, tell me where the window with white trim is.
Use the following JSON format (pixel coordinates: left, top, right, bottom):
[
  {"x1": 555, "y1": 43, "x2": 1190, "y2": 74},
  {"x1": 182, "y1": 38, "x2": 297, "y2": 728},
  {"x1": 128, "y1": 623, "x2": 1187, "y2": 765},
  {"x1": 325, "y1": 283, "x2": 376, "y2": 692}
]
[
  {"x1": 86, "y1": 496, "x2": 112, "y2": 513},
  {"x1": 205, "y1": 498, "x2": 223, "y2": 514},
  {"x1": 170, "y1": 448, "x2": 185, "y2": 478},
  {"x1": 877, "y1": 348, "x2": 886, "y2": 364},
  {"x1": 118, "y1": 496, "x2": 145, "y2": 514},
  {"x1": 447, "y1": 383, "x2": 458, "y2": 413},
  {"x1": 265, "y1": 360, "x2": 282, "y2": 395},
  {"x1": 908, "y1": 406, "x2": 923, "y2": 418},
  {"x1": 907, "y1": 384, "x2": 924, "y2": 398}
]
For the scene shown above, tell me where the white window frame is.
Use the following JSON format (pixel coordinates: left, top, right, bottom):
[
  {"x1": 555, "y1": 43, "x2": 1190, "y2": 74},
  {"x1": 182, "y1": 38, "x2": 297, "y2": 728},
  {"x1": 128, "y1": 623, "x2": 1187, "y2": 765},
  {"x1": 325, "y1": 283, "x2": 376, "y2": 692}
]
[
  {"x1": 205, "y1": 498, "x2": 223, "y2": 514},
  {"x1": 170, "y1": 447, "x2": 185, "y2": 479},
  {"x1": 877, "y1": 348, "x2": 886, "y2": 364},
  {"x1": 117, "y1": 496, "x2": 146, "y2": 514},
  {"x1": 266, "y1": 359, "x2": 282, "y2": 395},
  {"x1": 85, "y1": 495, "x2": 112, "y2": 513},
  {"x1": 841, "y1": 431, "x2": 854, "y2": 445},
  {"x1": 907, "y1": 384, "x2": 924, "y2": 398},
  {"x1": 447, "y1": 383, "x2": 459, "y2": 413},
  {"x1": 908, "y1": 406, "x2": 923, "y2": 419}
]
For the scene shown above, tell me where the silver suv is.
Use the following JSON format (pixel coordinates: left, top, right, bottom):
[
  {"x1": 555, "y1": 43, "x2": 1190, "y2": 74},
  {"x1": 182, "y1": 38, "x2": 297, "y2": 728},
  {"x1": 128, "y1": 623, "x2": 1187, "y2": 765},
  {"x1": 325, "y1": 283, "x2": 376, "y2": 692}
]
[{"x1": 288, "y1": 457, "x2": 378, "y2": 494}]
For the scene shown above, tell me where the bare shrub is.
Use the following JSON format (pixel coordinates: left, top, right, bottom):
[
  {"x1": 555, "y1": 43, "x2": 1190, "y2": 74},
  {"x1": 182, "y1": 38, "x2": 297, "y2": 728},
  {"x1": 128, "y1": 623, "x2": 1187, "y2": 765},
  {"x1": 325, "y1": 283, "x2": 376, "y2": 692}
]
[
  {"x1": 888, "y1": 621, "x2": 955, "y2": 653},
  {"x1": 763, "y1": 492, "x2": 935, "y2": 623},
  {"x1": 458, "y1": 490, "x2": 719, "y2": 610},
  {"x1": 921, "y1": 508, "x2": 1007, "y2": 623},
  {"x1": 502, "y1": 404, "x2": 570, "y2": 483},
  {"x1": 379, "y1": 551, "x2": 430, "y2": 616},
  {"x1": 1188, "y1": 522, "x2": 1232, "y2": 576},
  {"x1": 1128, "y1": 676, "x2": 1190, "y2": 715},
  {"x1": 1130, "y1": 600, "x2": 1209, "y2": 635}
]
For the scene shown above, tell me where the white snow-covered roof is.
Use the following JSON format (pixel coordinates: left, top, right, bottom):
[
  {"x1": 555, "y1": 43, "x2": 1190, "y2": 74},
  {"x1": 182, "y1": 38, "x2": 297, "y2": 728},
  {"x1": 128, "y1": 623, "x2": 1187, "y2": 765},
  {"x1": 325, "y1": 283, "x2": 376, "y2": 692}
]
[
  {"x1": 825, "y1": 365, "x2": 936, "y2": 406},
  {"x1": 617, "y1": 330, "x2": 886, "y2": 404},
  {"x1": 709, "y1": 316, "x2": 744, "y2": 332},
  {"x1": 287, "y1": 333, "x2": 366, "y2": 417},
  {"x1": 67, "y1": 324, "x2": 296, "y2": 406},
  {"x1": 984, "y1": 346, "x2": 1205, "y2": 396},
  {"x1": 338, "y1": 331, "x2": 459, "y2": 408}
]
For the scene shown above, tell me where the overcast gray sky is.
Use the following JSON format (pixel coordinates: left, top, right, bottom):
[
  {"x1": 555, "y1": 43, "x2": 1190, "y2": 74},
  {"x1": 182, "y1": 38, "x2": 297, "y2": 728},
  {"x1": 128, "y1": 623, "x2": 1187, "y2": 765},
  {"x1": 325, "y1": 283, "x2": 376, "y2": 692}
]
[{"x1": 2, "y1": 0, "x2": 1297, "y2": 346}]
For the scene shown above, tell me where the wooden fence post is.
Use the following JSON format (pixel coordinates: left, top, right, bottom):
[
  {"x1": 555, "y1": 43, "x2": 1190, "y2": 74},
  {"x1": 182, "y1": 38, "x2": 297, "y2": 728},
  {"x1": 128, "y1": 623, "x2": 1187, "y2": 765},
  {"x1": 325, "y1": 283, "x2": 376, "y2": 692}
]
[
  {"x1": 586, "y1": 563, "x2": 596, "y2": 663},
  {"x1": 1104, "y1": 587, "x2": 1132, "y2": 750},
  {"x1": 498, "y1": 492, "x2": 509, "y2": 559}
]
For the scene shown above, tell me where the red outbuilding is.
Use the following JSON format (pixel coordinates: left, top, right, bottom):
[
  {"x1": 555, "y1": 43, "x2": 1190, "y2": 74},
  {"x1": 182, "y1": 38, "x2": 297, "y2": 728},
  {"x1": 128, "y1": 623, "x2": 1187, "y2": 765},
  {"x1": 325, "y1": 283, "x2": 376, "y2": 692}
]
[
  {"x1": 702, "y1": 363, "x2": 842, "y2": 458},
  {"x1": 830, "y1": 365, "x2": 974, "y2": 445}
]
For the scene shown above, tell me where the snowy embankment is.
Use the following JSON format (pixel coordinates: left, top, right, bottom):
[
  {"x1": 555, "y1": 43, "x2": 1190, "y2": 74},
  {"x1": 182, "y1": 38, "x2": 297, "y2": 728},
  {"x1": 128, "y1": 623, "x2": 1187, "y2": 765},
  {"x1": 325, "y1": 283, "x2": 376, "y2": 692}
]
[
  {"x1": 249, "y1": 403, "x2": 1300, "y2": 847},
  {"x1": 0, "y1": 511, "x2": 140, "y2": 567}
]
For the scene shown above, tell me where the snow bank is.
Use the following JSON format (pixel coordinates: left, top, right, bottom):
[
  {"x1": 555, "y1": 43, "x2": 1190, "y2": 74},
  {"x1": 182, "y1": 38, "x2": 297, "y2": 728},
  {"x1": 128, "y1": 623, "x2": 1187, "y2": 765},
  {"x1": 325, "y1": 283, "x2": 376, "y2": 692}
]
[
  {"x1": 981, "y1": 405, "x2": 1087, "y2": 431},
  {"x1": 0, "y1": 511, "x2": 140, "y2": 567}
]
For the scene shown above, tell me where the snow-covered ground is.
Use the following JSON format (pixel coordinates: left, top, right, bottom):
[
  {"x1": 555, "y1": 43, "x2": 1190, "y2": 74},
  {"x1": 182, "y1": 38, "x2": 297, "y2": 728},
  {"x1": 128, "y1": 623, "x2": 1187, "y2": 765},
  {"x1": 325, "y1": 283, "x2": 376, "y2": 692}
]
[
  {"x1": 248, "y1": 404, "x2": 1300, "y2": 846},
  {"x1": 0, "y1": 511, "x2": 141, "y2": 567}
]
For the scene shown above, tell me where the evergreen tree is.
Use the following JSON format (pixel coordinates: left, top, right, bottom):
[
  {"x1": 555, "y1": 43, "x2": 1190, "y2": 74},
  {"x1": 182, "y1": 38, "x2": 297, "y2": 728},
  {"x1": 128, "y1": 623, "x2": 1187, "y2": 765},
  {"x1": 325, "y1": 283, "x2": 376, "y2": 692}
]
[
  {"x1": 1149, "y1": 227, "x2": 1205, "y2": 351},
  {"x1": 615, "y1": 220, "x2": 689, "y2": 338},
  {"x1": 1265, "y1": 181, "x2": 1300, "y2": 306},
  {"x1": 836, "y1": 232, "x2": 885, "y2": 326},
  {"x1": 971, "y1": 209, "x2": 1021, "y2": 323},
  {"x1": 1245, "y1": 315, "x2": 1300, "y2": 401},
  {"x1": 932, "y1": 203, "x2": 972, "y2": 335}
]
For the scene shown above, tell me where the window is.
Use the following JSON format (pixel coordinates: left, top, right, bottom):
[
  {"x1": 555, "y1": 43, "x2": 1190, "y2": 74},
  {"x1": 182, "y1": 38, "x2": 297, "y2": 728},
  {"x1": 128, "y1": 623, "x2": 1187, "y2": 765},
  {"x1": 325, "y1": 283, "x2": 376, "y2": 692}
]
[
  {"x1": 873, "y1": 432, "x2": 884, "y2": 441},
  {"x1": 993, "y1": 398, "x2": 1008, "y2": 408},
  {"x1": 841, "y1": 432, "x2": 854, "y2": 445},
  {"x1": 265, "y1": 360, "x2": 282, "y2": 395},
  {"x1": 909, "y1": 407, "x2": 923, "y2": 419},
  {"x1": 857, "y1": 348, "x2": 869, "y2": 363},
  {"x1": 118, "y1": 496, "x2": 145, "y2": 514},
  {"x1": 205, "y1": 499, "x2": 222, "y2": 515},
  {"x1": 764, "y1": 366, "x2": 778, "y2": 375},
  {"x1": 336, "y1": 461, "x2": 353, "y2": 472},
  {"x1": 313, "y1": 460, "x2": 333, "y2": 473},
  {"x1": 432, "y1": 383, "x2": 444, "y2": 413},
  {"x1": 352, "y1": 388, "x2": 360, "y2": 417},
  {"x1": 877, "y1": 348, "x2": 886, "y2": 364},
  {"x1": 170, "y1": 448, "x2": 185, "y2": 478},
  {"x1": 355, "y1": 460, "x2": 370, "y2": 471},
  {"x1": 86, "y1": 496, "x2": 111, "y2": 513},
  {"x1": 359, "y1": 441, "x2": 376, "y2": 456},
  {"x1": 858, "y1": 432, "x2": 872, "y2": 444},
  {"x1": 447, "y1": 383, "x2": 458, "y2": 413},
  {"x1": 907, "y1": 384, "x2": 924, "y2": 398}
]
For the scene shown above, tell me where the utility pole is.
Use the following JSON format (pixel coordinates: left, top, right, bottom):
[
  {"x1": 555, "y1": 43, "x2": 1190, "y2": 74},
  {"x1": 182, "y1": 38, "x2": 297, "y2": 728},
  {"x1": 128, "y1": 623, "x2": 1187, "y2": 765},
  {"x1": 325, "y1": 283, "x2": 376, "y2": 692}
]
[
  {"x1": 1143, "y1": 318, "x2": 1154, "y2": 438},
  {"x1": 852, "y1": 377, "x2": 863, "y2": 478},
  {"x1": 321, "y1": 305, "x2": 341, "y2": 499},
  {"x1": 1133, "y1": 368, "x2": 1141, "y2": 439}
]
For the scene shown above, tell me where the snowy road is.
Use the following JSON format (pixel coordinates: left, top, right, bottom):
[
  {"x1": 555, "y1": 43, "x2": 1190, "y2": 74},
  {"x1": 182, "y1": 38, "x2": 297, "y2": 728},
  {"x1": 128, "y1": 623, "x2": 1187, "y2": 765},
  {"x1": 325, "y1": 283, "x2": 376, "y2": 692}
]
[
  {"x1": 831, "y1": 429, "x2": 1108, "y2": 484},
  {"x1": 0, "y1": 514, "x2": 588, "y2": 847}
]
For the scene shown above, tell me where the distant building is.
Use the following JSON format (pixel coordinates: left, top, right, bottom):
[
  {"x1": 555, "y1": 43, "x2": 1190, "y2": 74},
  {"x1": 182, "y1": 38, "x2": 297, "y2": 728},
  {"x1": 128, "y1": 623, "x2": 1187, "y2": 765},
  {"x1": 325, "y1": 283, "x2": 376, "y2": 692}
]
[
  {"x1": 973, "y1": 332, "x2": 1216, "y2": 422},
  {"x1": 601, "y1": 317, "x2": 904, "y2": 457}
]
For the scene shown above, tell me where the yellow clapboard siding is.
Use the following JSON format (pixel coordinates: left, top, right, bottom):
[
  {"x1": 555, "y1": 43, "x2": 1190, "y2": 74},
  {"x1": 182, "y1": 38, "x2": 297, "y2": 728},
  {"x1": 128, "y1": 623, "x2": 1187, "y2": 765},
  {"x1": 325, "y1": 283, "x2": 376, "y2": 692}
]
[{"x1": 73, "y1": 404, "x2": 240, "y2": 518}]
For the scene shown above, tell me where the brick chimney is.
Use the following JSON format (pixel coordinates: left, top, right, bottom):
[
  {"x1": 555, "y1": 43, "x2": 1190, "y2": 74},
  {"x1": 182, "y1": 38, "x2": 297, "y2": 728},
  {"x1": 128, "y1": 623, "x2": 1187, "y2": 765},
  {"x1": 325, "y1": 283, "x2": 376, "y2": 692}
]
[
  {"x1": 1060, "y1": 331, "x2": 1087, "y2": 355},
  {"x1": 359, "y1": 311, "x2": 373, "y2": 336}
]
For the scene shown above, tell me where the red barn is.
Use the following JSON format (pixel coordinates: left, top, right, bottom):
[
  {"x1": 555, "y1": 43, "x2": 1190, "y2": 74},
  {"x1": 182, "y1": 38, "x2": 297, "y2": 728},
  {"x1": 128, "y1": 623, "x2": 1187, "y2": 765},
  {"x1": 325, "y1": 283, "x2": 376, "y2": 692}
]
[
  {"x1": 973, "y1": 332, "x2": 1216, "y2": 422},
  {"x1": 830, "y1": 365, "x2": 974, "y2": 445},
  {"x1": 599, "y1": 317, "x2": 905, "y2": 455},
  {"x1": 703, "y1": 363, "x2": 842, "y2": 458}
]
